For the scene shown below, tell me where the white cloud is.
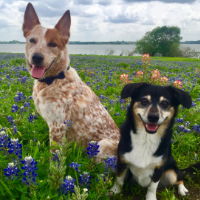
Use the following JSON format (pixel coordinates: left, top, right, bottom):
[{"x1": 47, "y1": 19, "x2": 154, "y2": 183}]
[{"x1": 0, "y1": 0, "x2": 199, "y2": 41}]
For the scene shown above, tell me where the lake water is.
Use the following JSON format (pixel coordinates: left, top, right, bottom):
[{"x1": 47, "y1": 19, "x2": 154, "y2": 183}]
[{"x1": 0, "y1": 44, "x2": 199, "y2": 56}]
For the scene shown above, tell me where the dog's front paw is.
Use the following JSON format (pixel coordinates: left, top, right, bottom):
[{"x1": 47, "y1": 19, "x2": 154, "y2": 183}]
[
  {"x1": 146, "y1": 192, "x2": 157, "y2": 200},
  {"x1": 178, "y1": 184, "x2": 188, "y2": 196},
  {"x1": 108, "y1": 184, "x2": 121, "y2": 196}
]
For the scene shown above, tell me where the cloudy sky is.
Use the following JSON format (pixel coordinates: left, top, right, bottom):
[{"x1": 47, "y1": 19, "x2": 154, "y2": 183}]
[{"x1": 0, "y1": 0, "x2": 200, "y2": 42}]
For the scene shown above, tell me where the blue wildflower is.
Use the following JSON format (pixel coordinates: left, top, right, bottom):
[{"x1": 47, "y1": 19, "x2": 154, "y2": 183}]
[
  {"x1": 176, "y1": 118, "x2": 184, "y2": 123},
  {"x1": 11, "y1": 104, "x2": 18, "y2": 112},
  {"x1": 104, "y1": 156, "x2": 116, "y2": 173},
  {"x1": 64, "y1": 120, "x2": 72, "y2": 127},
  {"x1": 7, "y1": 138, "x2": 22, "y2": 159},
  {"x1": 4, "y1": 162, "x2": 19, "y2": 180},
  {"x1": 24, "y1": 102, "x2": 30, "y2": 107},
  {"x1": 69, "y1": 162, "x2": 81, "y2": 172},
  {"x1": 58, "y1": 175, "x2": 75, "y2": 196},
  {"x1": 87, "y1": 141, "x2": 100, "y2": 158},
  {"x1": 79, "y1": 172, "x2": 91, "y2": 188},
  {"x1": 21, "y1": 156, "x2": 38, "y2": 186}
]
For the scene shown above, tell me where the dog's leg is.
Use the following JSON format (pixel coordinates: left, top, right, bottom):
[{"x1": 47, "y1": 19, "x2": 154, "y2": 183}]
[
  {"x1": 146, "y1": 181, "x2": 159, "y2": 200},
  {"x1": 49, "y1": 124, "x2": 68, "y2": 153},
  {"x1": 109, "y1": 168, "x2": 128, "y2": 195},
  {"x1": 96, "y1": 139, "x2": 119, "y2": 163},
  {"x1": 160, "y1": 168, "x2": 188, "y2": 196}
]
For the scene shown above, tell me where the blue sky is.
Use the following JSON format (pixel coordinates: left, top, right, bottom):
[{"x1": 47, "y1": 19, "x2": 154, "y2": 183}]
[{"x1": 0, "y1": 0, "x2": 200, "y2": 42}]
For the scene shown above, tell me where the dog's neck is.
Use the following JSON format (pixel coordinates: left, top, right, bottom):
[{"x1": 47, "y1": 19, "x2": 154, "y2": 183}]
[{"x1": 38, "y1": 66, "x2": 70, "y2": 85}]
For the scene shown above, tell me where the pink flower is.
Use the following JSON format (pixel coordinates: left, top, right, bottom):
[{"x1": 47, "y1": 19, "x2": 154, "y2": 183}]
[
  {"x1": 160, "y1": 76, "x2": 168, "y2": 84},
  {"x1": 142, "y1": 54, "x2": 151, "y2": 61},
  {"x1": 136, "y1": 71, "x2": 143, "y2": 77},
  {"x1": 120, "y1": 74, "x2": 129, "y2": 84},
  {"x1": 151, "y1": 69, "x2": 161, "y2": 80},
  {"x1": 173, "y1": 80, "x2": 182, "y2": 88}
]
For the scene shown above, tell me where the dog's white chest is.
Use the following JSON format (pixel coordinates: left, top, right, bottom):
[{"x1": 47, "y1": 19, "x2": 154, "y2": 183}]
[{"x1": 124, "y1": 130, "x2": 163, "y2": 187}]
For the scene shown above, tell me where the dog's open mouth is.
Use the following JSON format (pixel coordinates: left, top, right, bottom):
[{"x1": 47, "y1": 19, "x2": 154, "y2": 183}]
[
  {"x1": 30, "y1": 60, "x2": 55, "y2": 79},
  {"x1": 138, "y1": 114, "x2": 159, "y2": 134},
  {"x1": 144, "y1": 123, "x2": 158, "y2": 133}
]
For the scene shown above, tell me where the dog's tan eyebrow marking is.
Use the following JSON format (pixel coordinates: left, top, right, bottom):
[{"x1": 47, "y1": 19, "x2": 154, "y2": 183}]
[
  {"x1": 160, "y1": 96, "x2": 168, "y2": 102},
  {"x1": 143, "y1": 95, "x2": 151, "y2": 101}
]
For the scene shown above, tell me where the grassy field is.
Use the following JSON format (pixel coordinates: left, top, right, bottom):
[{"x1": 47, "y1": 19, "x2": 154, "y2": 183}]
[{"x1": 0, "y1": 53, "x2": 200, "y2": 200}]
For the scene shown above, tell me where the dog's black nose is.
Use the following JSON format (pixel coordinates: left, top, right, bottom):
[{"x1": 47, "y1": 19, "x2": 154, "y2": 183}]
[
  {"x1": 148, "y1": 113, "x2": 159, "y2": 123},
  {"x1": 32, "y1": 53, "x2": 44, "y2": 64}
]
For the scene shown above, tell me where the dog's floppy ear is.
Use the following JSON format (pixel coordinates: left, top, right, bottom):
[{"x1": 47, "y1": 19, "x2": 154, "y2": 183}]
[
  {"x1": 168, "y1": 86, "x2": 192, "y2": 109},
  {"x1": 55, "y1": 10, "x2": 71, "y2": 44},
  {"x1": 121, "y1": 82, "x2": 149, "y2": 99},
  {"x1": 22, "y1": 3, "x2": 40, "y2": 37}
]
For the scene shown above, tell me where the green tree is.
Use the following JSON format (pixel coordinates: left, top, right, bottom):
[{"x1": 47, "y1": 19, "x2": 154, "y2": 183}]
[{"x1": 135, "y1": 26, "x2": 182, "y2": 57}]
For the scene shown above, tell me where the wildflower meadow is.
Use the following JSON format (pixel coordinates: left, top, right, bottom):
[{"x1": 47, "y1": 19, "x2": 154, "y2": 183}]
[{"x1": 0, "y1": 53, "x2": 200, "y2": 199}]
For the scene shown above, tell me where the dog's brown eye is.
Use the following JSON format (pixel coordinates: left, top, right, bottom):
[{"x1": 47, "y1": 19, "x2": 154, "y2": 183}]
[
  {"x1": 161, "y1": 101, "x2": 169, "y2": 108},
  {"x1": 49, "y1": 42, "x2": 57, "y2": 47},
  {"x1": 29, "y1": 38, "x2": 36, "y2": 43},
  {"x1": 141, "y1": 98, "x2": 149, "y2": 106}
]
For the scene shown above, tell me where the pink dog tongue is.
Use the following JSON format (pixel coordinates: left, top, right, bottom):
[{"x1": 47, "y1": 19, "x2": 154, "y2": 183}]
[
  {"x1": 146, "y1": 124, "x2": 158, "y2": 132},
  {"x1": 31, "y1": 65, "x2": 46, "y2": 79}
]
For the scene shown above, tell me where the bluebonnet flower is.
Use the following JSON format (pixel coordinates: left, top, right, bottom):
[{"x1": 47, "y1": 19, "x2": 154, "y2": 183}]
[
  {"x1": 12, "y1": 126, "x2": 18, "y2": 134},
  {"x1": 191, "y1": 101, "x2": 196, "y2": 107},
  {"x1": 176, "y1": 118, "x2": 184, "y2": 123},
  {"x1": 192, "y1": 124, "x2": 200, "y2": 133},
  {"x1": 185, "y1": 121, "x2": 190, "y2": 127},
  {"x1": 24, "y1": 102, "x2": 30, "y2": 107},
  {"x1": 20, "y1": 76, "x2": 28, "y2": 84},
  {"x1": 7, "y1": 138, "x2": 22, "y2": 159},
  {"x1": 64, "y1": 120, "x2": 72, "y2": 127},
  {"x1": 0, "y1": 130, "x2": 9, "y2": 151},
  {"x1": 184, "y1": 128, "x2": 191, "y2": 133},
  {"x1": 58, "y1": 175, "x2": 75, "y2": 196},
  {"x1": 119, "y1": 98, "x2": 126, "y2": 104},
  {"x1": 69, "y1": 162, "x2": 81, "y2": 172},
  {"x1": 6, "y1": 74, "x2": 10, "y2": 79},
  {"x1": 7, "y1": 115, "x2": 13, "y2": 123},
  {"x1": 87, "y1": 141, "x2": 100, "y2": 158},
  {"x1": 29, "y1": 96, "x2": 33, "y2": 100},
  {"x1": 28, "y1": 113, "x2": 37, "y2": 123},
  {"x1": 4, "y1": 162, "x2": 20, "y2": 180},
  {"x1": 115, "y1": 113, "x2": 121, "y2": 116},
  {"x1": 104, "y1": 106, "x2": 107, "y2": 110},
  {"x1": 109, "y1": 100, "x2": 114, "y2": 104},
  {"x1": 20, "y1": 106, "x2": 26, "y2": 113},
  {"x1": 21, "y1": 156, "x2": 38, "y2": 186},
  {"x1": 177, "y1": 124, "x2": 191, "y2": 133},
  {"x1": 17, "y1": 91, "x2": 26, "y2": 101},
  {"x1": 11, "y1": 104, "x2": 18, "y2": 112},
  {"x1": 104, "y1": 156, "x2": 116, "y2": 172},
  {"x1": 14, "y1": 95, "x2": 20, "y2": 103},
  {"x1": 52, "y1": 150, "x2": 61, "y2": 163},
  {"x1": 79, "y1": 172, "x2": 91, "y2": 188}
]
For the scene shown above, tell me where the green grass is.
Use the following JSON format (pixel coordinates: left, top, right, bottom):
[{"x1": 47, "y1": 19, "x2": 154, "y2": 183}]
[{"x1": 0, "y1": 53, "x2": 200, "y2": 200}]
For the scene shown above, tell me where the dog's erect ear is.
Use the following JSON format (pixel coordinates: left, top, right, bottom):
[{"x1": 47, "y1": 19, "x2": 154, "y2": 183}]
[
  {"x1": 121, "y1": 83, "x2": 149, "y2": 99},
  {"x1": 168, "y1": 86, "x2": 192, "y2": 109},
  {"x1": 22, "y1": 3, "x2": 40, "y2": 37},
  {"x1": 55, "y1": 10, "x2": 71, "y2": 43}
]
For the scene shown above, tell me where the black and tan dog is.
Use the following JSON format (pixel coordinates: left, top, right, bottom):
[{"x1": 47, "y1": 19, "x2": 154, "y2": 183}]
[{"x1": 110, "y1": 83, "x2": 200, "y2": 200}]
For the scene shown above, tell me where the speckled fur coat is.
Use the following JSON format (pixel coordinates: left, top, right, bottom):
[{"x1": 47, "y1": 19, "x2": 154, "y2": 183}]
[{"x1": 23, "y1": 3, "x2": 120, "y2": 162}]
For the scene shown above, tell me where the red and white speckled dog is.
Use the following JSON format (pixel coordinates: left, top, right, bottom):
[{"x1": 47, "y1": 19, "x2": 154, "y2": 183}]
[{"x1": 22, "y1": 3, "x2": 120, "y2": 162}]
